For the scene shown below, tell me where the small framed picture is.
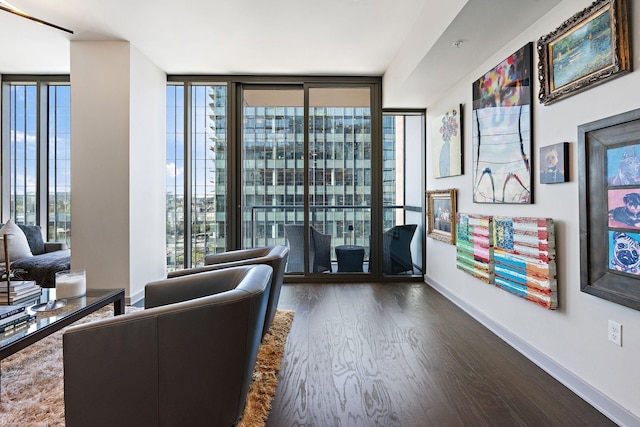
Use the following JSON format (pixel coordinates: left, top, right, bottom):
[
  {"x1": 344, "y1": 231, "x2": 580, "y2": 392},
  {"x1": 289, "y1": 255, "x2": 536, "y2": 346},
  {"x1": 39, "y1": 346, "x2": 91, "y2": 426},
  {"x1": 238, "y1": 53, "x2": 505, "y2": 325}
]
[
  {"x1": 540, "y1": 142, "x2": 569, "y2": 184},
  {"x1": 426, "y1": 189, "x2": 457, "y2": 244},
  {"x1": 432, "y1": 105, "x2": 463, "y2": 178}
]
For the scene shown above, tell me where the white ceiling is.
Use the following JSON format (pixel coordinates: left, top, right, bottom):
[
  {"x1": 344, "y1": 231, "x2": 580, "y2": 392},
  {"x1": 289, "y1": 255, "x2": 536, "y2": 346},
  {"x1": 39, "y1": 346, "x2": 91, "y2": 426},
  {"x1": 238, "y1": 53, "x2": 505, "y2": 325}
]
[{"x1": 0, "y1": 0, "x2": 563, "y2": 107}]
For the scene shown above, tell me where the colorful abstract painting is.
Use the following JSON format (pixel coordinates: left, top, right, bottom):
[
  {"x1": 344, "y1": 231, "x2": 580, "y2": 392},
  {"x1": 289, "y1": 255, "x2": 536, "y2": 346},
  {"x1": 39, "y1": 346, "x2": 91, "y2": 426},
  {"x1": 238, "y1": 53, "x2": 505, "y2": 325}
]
[
  {"x1": 456, "y1": 213, "x2": 493, "y2": 283},
  {"x1": 472, "y1": 43, "x2": 533, "y2": 203},
  {"x1": 493, "y1": 217, "x2": 557, "y2": 309},
  {"x1": 432, "y1": 105, "x2": 462, "y2": 178}
]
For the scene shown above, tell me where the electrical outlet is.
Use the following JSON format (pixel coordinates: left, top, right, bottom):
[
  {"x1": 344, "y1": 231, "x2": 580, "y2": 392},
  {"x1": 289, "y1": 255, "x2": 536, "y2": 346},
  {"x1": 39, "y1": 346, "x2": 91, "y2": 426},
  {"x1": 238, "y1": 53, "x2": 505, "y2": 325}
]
[{"x1": 608, "y1": 320, "x2": 622, "y2": 346}]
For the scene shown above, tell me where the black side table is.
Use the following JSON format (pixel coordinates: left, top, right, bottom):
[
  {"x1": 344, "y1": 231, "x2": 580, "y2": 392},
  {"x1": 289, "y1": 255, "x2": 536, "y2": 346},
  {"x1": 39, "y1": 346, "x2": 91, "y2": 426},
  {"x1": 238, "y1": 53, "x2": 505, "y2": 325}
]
[{"x1": 335, "y1": 245, "x2": 365, "y2": 272}]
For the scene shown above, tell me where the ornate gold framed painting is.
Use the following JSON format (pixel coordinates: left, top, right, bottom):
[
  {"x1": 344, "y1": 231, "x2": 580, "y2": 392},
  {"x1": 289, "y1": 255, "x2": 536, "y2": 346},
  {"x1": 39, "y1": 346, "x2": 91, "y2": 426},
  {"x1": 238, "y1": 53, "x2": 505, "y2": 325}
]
[
  {"x1": 538, "y1": 0, "x2": 631, "y2": 105},
  {"x1": 427, "y1": 189, "x2": 457, "y2": 244}
]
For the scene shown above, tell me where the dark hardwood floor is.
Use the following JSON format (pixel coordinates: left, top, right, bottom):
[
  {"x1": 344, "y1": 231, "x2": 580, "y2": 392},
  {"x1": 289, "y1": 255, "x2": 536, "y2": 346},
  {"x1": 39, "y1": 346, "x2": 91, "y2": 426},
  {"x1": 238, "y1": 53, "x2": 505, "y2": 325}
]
[{"x1": 266, "y1": 283, "x2": 616, "y2": 427}]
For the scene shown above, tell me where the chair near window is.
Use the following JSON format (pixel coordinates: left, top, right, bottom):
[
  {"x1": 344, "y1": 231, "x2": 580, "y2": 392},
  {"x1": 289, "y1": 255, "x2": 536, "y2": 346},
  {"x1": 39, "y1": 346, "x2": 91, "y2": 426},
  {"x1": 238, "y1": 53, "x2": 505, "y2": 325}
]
[
  {"x1": 284, "y1": 224, "x2": 332, "y2": 273},
  {"x1": 382, "y1": 224, "x2": 417, "y2": 274},
  {"x1": 167, "y1": 245, "x2": 289, "y2": 339}
]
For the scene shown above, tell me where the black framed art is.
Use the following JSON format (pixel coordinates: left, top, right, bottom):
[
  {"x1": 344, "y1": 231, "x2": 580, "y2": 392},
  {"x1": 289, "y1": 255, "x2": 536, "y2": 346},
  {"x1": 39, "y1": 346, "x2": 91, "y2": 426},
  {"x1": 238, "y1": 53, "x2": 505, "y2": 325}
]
[
  {"x1": 540, "y1": 142, "x2": 570, "y2": 184},
  {"x1": 472, "y1": 43, "x2": 533, "y2": 204}
]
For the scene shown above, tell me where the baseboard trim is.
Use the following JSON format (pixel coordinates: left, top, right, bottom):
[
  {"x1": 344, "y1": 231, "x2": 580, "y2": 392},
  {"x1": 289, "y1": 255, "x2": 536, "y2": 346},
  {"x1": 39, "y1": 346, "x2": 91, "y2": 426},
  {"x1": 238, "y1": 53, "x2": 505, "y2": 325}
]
[
  {"x1": 127, "y1": 288, "x2": 145, "y2": 306},
  {"x1": 425, "y1": 275, "x2": 639, "y2": 427}
]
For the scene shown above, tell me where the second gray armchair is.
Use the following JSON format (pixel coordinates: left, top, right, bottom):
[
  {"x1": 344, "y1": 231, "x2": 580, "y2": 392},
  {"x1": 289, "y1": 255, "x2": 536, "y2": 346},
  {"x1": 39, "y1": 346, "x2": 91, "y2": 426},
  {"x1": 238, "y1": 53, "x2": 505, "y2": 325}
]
[
  {"x1": 284, "y1": 224, "x2": 332, "y2": 273},
  {"x1": 167, "y1": 245, "x2": 289, "y2": 338}
]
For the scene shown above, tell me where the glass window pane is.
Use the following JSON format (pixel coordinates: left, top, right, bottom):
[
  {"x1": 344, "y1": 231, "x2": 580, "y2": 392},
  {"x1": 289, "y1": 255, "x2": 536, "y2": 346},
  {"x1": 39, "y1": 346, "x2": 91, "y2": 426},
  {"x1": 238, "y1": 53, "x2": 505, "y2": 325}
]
[
  {"x1": 166, "y1": 84, "x2": 227, "y2": 271},
  {"x1": 49, "y1": 85, "x2": 72, "y2": 246}
]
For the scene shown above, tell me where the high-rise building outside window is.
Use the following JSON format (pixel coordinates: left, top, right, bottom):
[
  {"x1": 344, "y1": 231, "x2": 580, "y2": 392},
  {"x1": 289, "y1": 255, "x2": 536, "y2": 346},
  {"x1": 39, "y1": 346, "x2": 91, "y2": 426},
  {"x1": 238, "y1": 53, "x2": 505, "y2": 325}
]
[{"x1": 166, "y1": 83, "x2": 227, "y2": 271}]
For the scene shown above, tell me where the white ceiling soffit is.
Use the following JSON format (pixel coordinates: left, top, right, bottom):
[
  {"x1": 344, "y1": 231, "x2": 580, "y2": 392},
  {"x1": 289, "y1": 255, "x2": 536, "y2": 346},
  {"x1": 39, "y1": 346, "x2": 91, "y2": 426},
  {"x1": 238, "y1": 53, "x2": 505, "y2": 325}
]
[
  {"x1": 0, "y1": 0, "x2": 562, "y2": 108},
  {"x1": 383, "y1": 0, "x2": 564, "y2": 108},
  {"x1": 0, "y1": 0, "x2": 428, "y2": 75}
]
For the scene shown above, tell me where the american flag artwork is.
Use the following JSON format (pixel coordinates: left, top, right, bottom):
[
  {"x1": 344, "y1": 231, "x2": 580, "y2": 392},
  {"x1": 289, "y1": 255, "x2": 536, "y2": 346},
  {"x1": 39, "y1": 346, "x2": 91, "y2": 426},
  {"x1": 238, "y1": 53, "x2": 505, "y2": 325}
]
[
  {"x1": 493, "y1": 216, "x2": 557, "y2": 309},
  {"x1": 456, "y1": 213, "x2": 494, "y2": 284}
]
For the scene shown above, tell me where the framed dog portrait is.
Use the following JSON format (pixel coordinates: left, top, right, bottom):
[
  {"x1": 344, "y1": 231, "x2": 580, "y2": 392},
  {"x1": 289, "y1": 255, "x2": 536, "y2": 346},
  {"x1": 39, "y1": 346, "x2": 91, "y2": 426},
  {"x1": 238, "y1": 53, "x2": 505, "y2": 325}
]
[
  {"x1": 608, "y1": 189, "x2": 640, "y2": 228},
  {"x1": 579, "y1": 108, "x2": 640, "y2": 311},
  {"x1": 540, "y1": 142, "x2": 569, "y2": 184}
]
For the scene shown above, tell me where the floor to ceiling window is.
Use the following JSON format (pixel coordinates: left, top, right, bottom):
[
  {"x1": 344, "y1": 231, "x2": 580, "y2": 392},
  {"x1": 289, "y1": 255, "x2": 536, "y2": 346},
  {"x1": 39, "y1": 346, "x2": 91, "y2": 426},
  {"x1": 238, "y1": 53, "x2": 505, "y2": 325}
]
[
  {"x1": 166, "y1": 76, "x2": 424, "y2": 280},
  {"x1": 381, "y1": 111, "x2": 424, "y2": 276},
  {"x1": 166, "y1": 83, "x2": 228, "y2": 271},
  {"x1": 240, "y1": 86, "x2": 374, "y2": 275},
  {"x1": 1, "y1": 76, "x2": 71, "y2": 246}
]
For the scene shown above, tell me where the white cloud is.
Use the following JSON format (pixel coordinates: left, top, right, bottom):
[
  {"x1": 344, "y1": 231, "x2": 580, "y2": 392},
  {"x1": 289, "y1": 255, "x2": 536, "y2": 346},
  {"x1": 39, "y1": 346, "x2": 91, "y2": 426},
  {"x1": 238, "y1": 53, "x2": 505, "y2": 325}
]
[{"x1": 166, "y1": 163, "x2": 183, "y2": 179}]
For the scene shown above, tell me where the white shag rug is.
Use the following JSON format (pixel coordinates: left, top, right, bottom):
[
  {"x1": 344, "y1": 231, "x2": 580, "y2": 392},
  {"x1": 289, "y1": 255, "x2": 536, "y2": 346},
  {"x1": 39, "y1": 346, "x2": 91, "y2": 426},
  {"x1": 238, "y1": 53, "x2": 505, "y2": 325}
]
[{"x1": 0, "y1": 305, "x2": 294, "y2": 427}]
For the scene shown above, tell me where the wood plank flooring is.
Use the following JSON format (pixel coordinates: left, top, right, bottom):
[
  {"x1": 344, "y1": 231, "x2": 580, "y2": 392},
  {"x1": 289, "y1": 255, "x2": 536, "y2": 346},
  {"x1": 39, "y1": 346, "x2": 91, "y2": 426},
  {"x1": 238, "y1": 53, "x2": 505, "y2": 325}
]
[{"x1": 266, "y1": 283, "x2": 616, "y2": 427}]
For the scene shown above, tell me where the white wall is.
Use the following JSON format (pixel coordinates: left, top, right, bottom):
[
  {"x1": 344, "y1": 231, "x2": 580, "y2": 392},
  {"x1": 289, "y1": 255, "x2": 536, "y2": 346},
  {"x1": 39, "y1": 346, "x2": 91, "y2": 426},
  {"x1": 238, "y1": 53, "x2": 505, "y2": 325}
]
[
  {"x1": 70, "y1": 41, "x2": 166, "y2": 303},
  {"x1": 129, "y1": 45, "x2": 167, "y2": 302},
  {"x1": 71, "y1": 41, "x2": 131, "y2": 294},
  {"x1": 420, "y1": 0, "x2": 640, "y2": 423}
]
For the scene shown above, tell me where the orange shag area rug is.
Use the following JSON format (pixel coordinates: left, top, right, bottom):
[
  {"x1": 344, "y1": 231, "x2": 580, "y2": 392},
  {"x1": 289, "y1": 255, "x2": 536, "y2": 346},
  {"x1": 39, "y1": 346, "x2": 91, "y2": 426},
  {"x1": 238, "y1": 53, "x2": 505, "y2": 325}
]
[{"x1": 0, "y1": 306, "x2": 294, "y2": 427}]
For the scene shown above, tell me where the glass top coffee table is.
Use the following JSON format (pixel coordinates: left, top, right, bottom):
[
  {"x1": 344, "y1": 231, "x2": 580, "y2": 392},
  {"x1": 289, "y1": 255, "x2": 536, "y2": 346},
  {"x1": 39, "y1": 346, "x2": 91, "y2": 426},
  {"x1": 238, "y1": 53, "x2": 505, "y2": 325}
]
[{"x1": 0, "y1": 288, "x2": 125, "y2": 360}]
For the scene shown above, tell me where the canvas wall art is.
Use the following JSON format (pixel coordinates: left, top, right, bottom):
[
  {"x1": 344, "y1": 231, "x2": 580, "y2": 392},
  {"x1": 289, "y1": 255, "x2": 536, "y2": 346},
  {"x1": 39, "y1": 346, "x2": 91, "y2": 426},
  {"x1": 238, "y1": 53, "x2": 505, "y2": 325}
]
[
  {"x1": 456, "y1": 213, "x2": 493, "y2": 283},
  {"x1": 493, "y1": 216, "x2": 558, "y2": 310},
  {"x1": 608, "y1": 230, "x2": 640, "y2": 275},
  {"x1": 608, "y1": 188, "x2": 640, "y2": 228},
  {"x1": 472, "y1": 43, "x2": 533, "y2": 204},
  {"x1": 540, "y1": 142, "x2": 569, "y2": 184},
  {"x1": 432, "y1": 105, "x2": 463, "y2": 178},
  {"x1": 607, "y1": 143, "x2": 640, "y2": 186}
]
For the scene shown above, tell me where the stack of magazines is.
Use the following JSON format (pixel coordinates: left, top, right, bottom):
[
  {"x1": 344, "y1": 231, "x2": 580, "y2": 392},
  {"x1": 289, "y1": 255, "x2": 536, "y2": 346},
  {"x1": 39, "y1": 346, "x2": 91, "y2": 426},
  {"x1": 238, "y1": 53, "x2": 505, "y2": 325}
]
[
  {"x1": 0, "y1": 280, "x2": 42, "y2": 305},
  {"x1": 0, "y1": 305, "x2": 36, "y2": 333}
]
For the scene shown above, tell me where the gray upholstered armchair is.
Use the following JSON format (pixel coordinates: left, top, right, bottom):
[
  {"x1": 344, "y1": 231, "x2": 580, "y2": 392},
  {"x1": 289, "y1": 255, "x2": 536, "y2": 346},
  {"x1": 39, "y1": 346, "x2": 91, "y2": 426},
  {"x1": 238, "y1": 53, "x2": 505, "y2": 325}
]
[
  {"x1": 167, "y1": 245, "x2": 288, "y2": 338},
  {"x1": 284, "y1": 224, "x2": 332, "y2": 273},
  {"x1": 63, "y1": 264, "x2": 272, "y2": 427}
]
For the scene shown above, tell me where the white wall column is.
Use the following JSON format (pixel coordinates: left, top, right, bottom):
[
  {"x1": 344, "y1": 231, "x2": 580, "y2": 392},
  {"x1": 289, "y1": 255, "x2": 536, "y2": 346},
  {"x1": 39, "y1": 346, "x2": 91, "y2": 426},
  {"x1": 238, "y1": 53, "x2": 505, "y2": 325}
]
[{"x1": 70, "y1": 41, "x2": 166, "y2": 304}]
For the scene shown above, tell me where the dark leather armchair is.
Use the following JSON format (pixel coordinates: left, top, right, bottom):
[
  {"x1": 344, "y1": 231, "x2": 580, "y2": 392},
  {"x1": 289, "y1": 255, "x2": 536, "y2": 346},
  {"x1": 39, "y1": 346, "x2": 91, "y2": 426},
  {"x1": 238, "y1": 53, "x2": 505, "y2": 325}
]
[
  {"x1": 167, "y1": 245, "x2": 288, "y2": 338},
  {"x1": 63, "y1": 264, "x2": 272, "y2": 427},
  {"x1": 382, "y1": 224, "x2": 417, "y2": 274},
  {"x1": 284, "y1": 224, "x2": 332, "y2": 273}
]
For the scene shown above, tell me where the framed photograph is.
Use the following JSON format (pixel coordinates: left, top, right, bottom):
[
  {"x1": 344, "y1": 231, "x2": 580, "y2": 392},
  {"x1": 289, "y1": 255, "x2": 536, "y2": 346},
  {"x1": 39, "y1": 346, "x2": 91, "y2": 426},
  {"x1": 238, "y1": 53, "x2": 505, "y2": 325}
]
[
  {"x1": 426, "y1": 189, "x2": 457, "y2": 244},
  {"x1": 579, "y1": 107, "x2": 640, "y2": 311},
  {"x1": 472, "y1": 43, "x2": 533, "y2": 204},
  {"x1": 432, "y1": 105, "x2": 463, "y2": 178},
  {"x1": 540, "y1": 142, "x2": 569, "y2": 184},
  {"x1": 537, "y1": 0, "x2": 631, "y2": 105}
]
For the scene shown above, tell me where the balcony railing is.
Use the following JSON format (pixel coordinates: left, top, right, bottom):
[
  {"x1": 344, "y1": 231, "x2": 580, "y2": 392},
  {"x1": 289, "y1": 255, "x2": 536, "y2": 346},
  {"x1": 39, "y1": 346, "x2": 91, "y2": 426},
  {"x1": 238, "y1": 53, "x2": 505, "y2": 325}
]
[{"x1": 247, "y1": 204, "x2": 406, "y2": 260}]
